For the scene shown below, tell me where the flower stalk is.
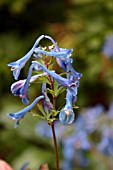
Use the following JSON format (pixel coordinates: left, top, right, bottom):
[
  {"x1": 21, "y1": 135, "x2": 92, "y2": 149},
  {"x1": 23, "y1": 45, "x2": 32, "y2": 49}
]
[{"x1": 50, "y1": 121, "x2": 59, "y2": 170}]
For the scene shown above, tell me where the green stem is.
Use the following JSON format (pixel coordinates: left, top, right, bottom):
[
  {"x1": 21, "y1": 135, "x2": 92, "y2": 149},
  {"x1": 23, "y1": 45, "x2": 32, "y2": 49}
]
[{"x1": 51, "y1": 121, "x2": 59, "y2": 170}]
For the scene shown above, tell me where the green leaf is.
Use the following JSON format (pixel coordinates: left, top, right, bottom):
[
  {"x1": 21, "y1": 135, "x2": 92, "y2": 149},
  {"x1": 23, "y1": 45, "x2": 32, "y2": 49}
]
[
  {"x1": 37, "y1": 104, "x2": 46, "y2": 117},
  {"x1": 51, "y1": 109, "x2": 60, "y2": 116},
  {"x1": 30, "y1": 110, "x2": 45, "y2": 120},
  {"x1": 38, "y1": 76, "x2": 50, "y2": 84},
  {"x1": 56, "y1": 86, "x2": 66, "y2": 97},
  {"x1": 47, "y1": 88, "x2": 55, "y2": 97}
]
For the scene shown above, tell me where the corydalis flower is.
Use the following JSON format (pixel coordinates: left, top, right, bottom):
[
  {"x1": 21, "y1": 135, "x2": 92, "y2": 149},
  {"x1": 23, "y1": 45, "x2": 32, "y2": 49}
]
[
  {"x1": 7, "y1": 34, "x2": 82, "y2": 128},
  {"x1": 11, "y1": 72, "x2": 47, "y2": 104},
  {"x1": 59, "y1": 90, "x2": 75, "y2": 125},
  {"x1": 8, "y1": 35, "x2": 44, "y2": 80},
  {"x1": 19, "y1": 64, "x2": 35, "y2": 105},
  {"x1": 67, "y1": 58, "x2": 82, "y2": 80},
  {"x1": 32, "y1": 61, "x2": 76, "y2": 88},
  {"x1": 7, "y1": 96, "x2": 44, "y2": 128},
  {"x1": 44, "y1": 35, "x2": 67, "y2": 71},
  {"x1": 11, "y1": 79, "x2": 26, "y2": 96},
  {"x1": 34, "y1": 47, "x2": 73, "y2": 60}
]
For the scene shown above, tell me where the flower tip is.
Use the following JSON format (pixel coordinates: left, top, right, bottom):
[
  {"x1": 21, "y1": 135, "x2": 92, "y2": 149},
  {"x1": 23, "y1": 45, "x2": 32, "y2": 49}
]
[
  {"x1": 44, "y1": 35, "x2": 50, "y2": 38},
  {"x1": 14, "y1": 120, "x2": 20, "y2": 128},
  {"x1": 21, "y1": 95, "x2": 29, "y2": 105},
  {"x1": 22, "y1": 99, "x2": 29, "y2": 105},
  {"x1": 7, "y1": 62, "x2": 17, "y2": 67},
  {"x1": 78, "y1": 73, "x2": 83, "y2": 79},
  {"x1": 70, "y1": 49, "x2": 73, "y2": 52},
  {"x1": 7, "y1": 63, "x2": 12, "y2": 67},
  {"x1": 7, "y1": 113, "x2": 15, "y2": 120}
]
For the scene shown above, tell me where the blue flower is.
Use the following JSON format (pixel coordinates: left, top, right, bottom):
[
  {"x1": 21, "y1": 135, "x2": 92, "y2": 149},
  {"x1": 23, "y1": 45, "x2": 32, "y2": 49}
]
[
  {"x1": 98, "y1": 136, "x2": 113, "y2": 156},
  {"x1": 59, "y1": 90, "x2": 75, "y2": 125},
  {"x1": 42, "y1": 83, "x2": 53, "y2": 112},
  {"x1": 32, "y1": 61, "x2": 75, "y2": 88},
  {"x1": 8, "y1": 35, "x2": 44, "y2": 80},
  {"x1": 102, "y1": 35, "x2": 113, "y2": 58},
  {"x1": 44, "y1": 35, "x2": 69, "y2": 71},
  {"x1": 56, "y1": 58, "x2": 82, "y2": 80},
  {"x1": 32, "y1": 61, "x2": 80, "y2": 97},
  {"x1": 11, "y1": 79, "x2": 26, "y2": 96},
  {"x1": 11, "y1": 68, "x2": 47, "y2": 105},
  {"x1": 34, "y1": 48, "x2": 73, "y2": 60},
  {"x1": 7, "y1": 95, "x2": 44, "y2": 128},
  {"x1": 20, "y1": 63, "x2": 50, "y2": 105},
  {"x1": 20, "y1": 161, "x2": 30, "y2": 170},
  {"x1": 19, "y1": 63, "x2": 35, "y2": 105},
  {"x1": 67, "y1": 58, "x2": 82, "y2": 80},
  {"x1": 11, "y1": 75, "x2": 43, "y2": 96}
]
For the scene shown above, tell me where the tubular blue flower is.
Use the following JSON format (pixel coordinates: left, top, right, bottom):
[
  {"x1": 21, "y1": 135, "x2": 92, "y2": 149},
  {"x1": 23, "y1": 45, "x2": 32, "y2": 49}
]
[
  {"x1": 34, "y1": 47, "x2": 73, "y2": 60},
  {"x1": 8, "y1": 35, "x2": 44, "y2": 80},
  {"x1": 19, "y1": 63, "x2": 35, "y2": 105},
  {"x1": 44, "y1": 35, "x2": 69, "y2": 71},
  {"x1": 11, "y1": 72, "x2": 47, "y2": 103},
  {"x1": 59, "y1": 90, "x2": 75, "y2": 125},
  {"x1": 67, "y1": 58, "x2": 82, "y2": 80},
  {"x1": 66, "y1": 70, "x2": 80, "y2": 99},
  {"x1": 56, "y1": 58, "x2": 82, "y2": 80},
  {"x1": 7, "y1": 95, "x2": 44, "y2": 128},
  {"x1": 42, "y1": 83, "x2": 53, "y2": 112},
  {"x1": 11, "y1": 79, "x2": 26, "y2": 96},
  {"x1": 32, "y1": 61, "x2": 75, "y2": 88}
]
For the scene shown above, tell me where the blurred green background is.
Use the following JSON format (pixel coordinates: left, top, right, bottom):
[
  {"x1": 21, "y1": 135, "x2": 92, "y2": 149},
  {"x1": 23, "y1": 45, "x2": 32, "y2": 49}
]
[{"x1": 0, "y1": 0, "x2": 113, "y2": 169}]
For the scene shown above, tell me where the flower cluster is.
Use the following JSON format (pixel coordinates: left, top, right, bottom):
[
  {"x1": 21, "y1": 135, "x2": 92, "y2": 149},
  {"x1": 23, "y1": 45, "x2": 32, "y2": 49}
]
[{"x1": 7, "y1": 35, "x2": 82, "y2": 128}]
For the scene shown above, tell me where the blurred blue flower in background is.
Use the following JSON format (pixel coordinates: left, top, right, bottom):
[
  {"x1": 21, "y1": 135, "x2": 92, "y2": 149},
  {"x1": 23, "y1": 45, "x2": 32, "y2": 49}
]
[
  {"x1": 75, "y1": 105, "x2": 104, "y2": 133},
  {"x1": 102, "y1": 35, "x2": 113, "y2": 58},
  {"x1": 98, "y1": 125, "x2": 113, "y2": 156}
]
